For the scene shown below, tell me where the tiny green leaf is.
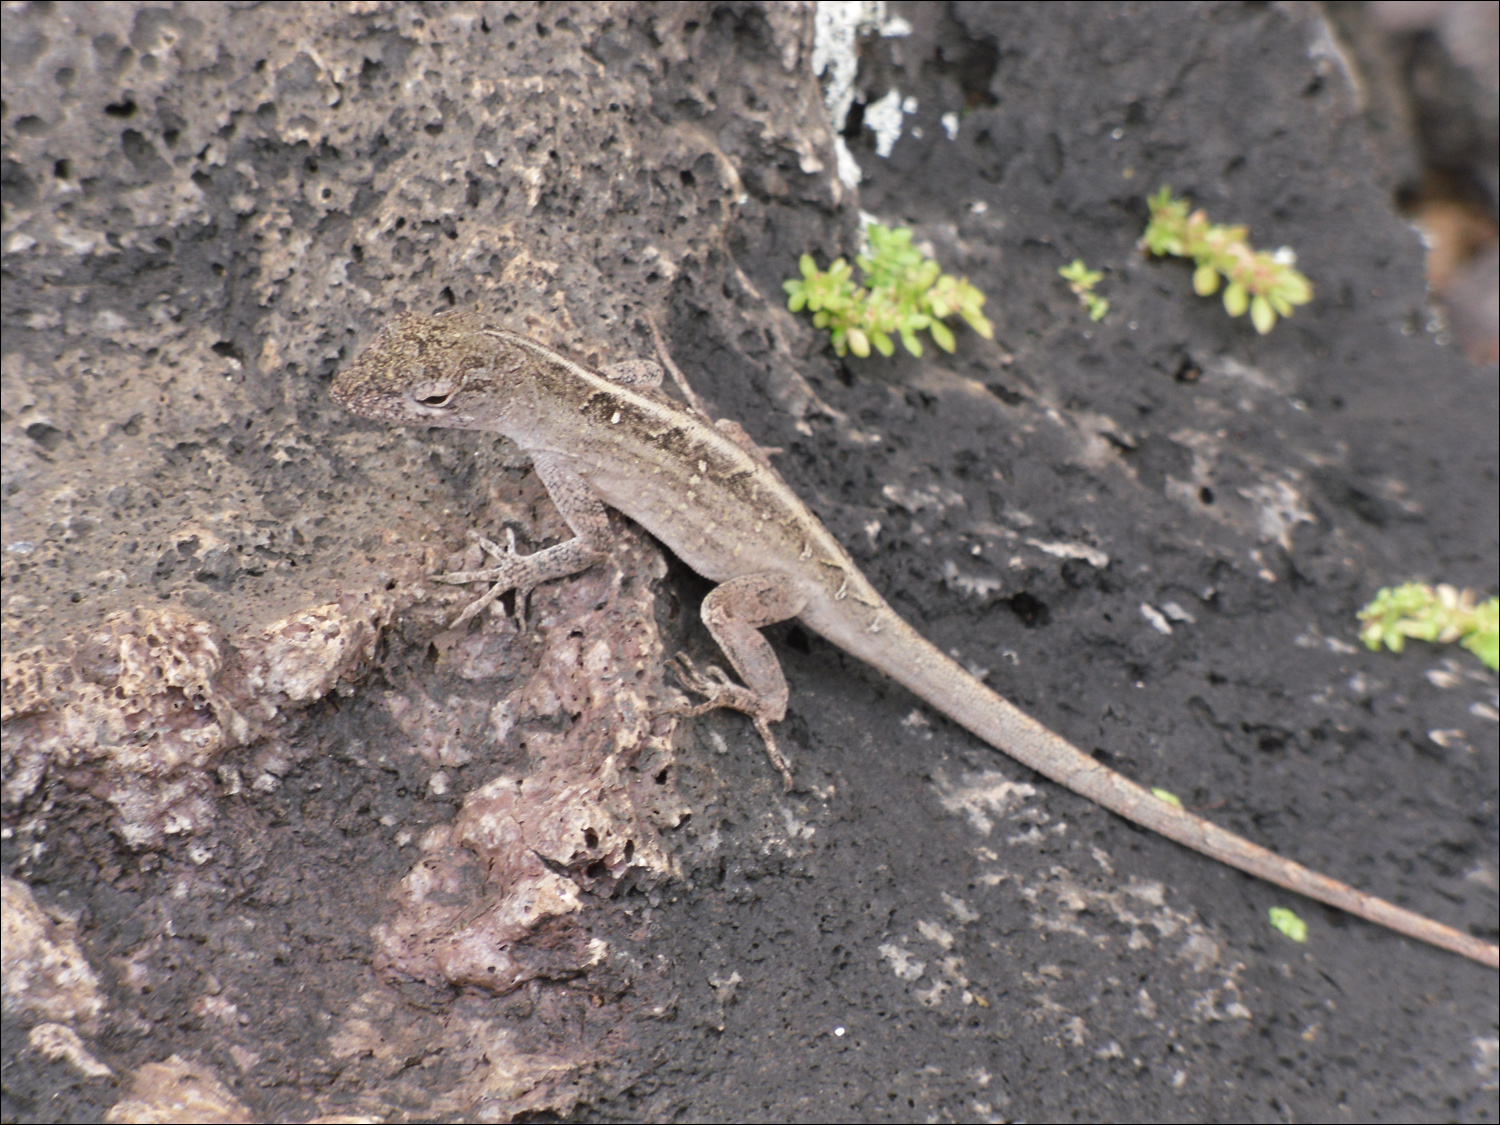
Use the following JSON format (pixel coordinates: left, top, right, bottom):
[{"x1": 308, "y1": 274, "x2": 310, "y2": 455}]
[
  {"x1": 1463, "y1": 615, "x2": 1499, "y2": 670},
  {"x1": 1250, "y1": 295, "x2": 1276, "y2": 334},
  {"x1": 1223, "y1": 282, "x2": 1249, "y2": 317},
  {"x1": 963, "y1": 307, "x2": 995, "y2": 339},
  {"x1": 1268, "y1": 907, "x2": 1308, "y2": 943},
  {"x1": 1192, "y1": 264, "x2": 1220, "y2": 296},
  {"x1": 1282, "y1": 273, "x2": 1313, "y2": 304},
  {"x1": 1059, "y1": 259, "x2": 1102, "y2": 288},
  {"x1": 1151, "y1": 787, "x2": 1182, "y2": 808}
]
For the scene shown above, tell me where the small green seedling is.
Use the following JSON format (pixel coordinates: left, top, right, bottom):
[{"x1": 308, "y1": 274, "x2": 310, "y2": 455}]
[
  {"x1": 1150, "y1": 787, "x2": 1182, "y2": 808},
  {"x1": 1059, "y1": 259, "x2": 1109, "y2": 321},
  {"x1": 1268, "y1": 907, "x2": 1308, "y2": 944},
  {"x1": 1358, "y1": 583, "x2": 1499, "y2": 670},
  {"x1": 1141, "y1": 186, "x2": 1313, "y2": 334},
  {"x1": 785, "y1": 223, "x2": 994, "y2": 358}
]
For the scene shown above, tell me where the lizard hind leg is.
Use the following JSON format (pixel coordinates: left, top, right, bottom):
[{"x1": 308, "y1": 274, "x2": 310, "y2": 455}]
[
  {"x1": 666, "y1": 653, "x2": 796, "y2": 789},
  {"x1": 663, "y1": 572, "x2": 808, "y2": 790}
]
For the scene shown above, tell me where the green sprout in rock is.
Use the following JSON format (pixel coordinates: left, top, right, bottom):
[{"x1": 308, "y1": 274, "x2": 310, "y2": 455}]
[
  {"x1": 1357, "y1": 583, "x2": 1499, "y2": 671},
  {"x1": 1268, "y1": 906, "x2": 1308, "y2": 944},
  {"x1": 784, "y1": 223, "x2": 994, "y2": 358},
  {"x1": 1141, "y1": 186, "x2": 1313, "y2": 334},
  {"x1": 1059, "y1": 259, "x2": 1109, "y2": 321}
]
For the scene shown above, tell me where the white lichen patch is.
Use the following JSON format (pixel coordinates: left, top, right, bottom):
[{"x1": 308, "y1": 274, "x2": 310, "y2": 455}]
[
  {"x1": 329, "y1": 987, "x2": 590, "y2": 1120},
  {"x1": 878, "y1": 942, "x2": 927, "y2": 982},
  {"x1": 370, "y1": 533, "x2": 682, "y2": 997},
  {"x1": 932, "y1": 768, "x2": 1038, "y2": 835},
  {"x1": 104, "y1": 1054, "x2": 253, "y2": 1125},
  {"x1": 1, "y1": 877, "x2": 107, "y2": 1030},
  {"x1": 27, "y1": 1022, "x2": 112, "y2": 1078},
  {"x1": 2, "y1": 594, "x2": 397, "y2": 847},
  {"x1": 239, "y1": 598, "x2": 388, "y2": 707}
]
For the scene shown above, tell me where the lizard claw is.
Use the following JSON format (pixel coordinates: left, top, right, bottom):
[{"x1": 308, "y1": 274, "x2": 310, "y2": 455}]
[
  {"x1": 440, "y1": 527, "x2": 534, "y2": 631},
  {"x1": 665, "y1": 652, "x2": 733, "y2": 700},
  {"x1": 662, "y1": 652, "x2": 796, "y2": 790}
]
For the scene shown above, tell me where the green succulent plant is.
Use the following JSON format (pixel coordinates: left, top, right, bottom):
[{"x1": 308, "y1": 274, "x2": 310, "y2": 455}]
[
  {"x1": 785, "y1": 223, "x2": 994, "y2": 358},
  {"x1": 1358, "y1": 583, "x2": 1498, "y2": 671},
  {"x1": 1141, "y1": 186, "x2": 1313, "y2": 334},
  {"x1": 1059, "y1": 258, "x2": 1109, "y2": 321}
]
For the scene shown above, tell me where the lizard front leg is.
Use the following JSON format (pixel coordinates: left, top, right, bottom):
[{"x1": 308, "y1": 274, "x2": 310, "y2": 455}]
[
  {"x1": 667, "y1": 572, "x2": 808, "y2": 789},
  {"x1": 439, "y1": 452, "x2": 608, "y2": 629}
]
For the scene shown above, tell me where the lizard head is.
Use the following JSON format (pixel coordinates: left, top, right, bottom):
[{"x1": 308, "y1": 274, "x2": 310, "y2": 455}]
[{"x1": 331, "y1": 309, "x2": 533, "y2": 432}]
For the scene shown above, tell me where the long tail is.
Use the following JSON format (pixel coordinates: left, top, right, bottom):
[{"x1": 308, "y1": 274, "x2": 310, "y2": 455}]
[{"x1": 865, "y1": 616, "x2": 1498, "y2": 968}]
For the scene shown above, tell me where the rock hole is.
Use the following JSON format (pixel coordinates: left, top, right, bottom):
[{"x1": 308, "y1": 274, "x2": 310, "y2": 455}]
[
  {"x1": 25, "y1": 422, "x2": 64, "y2": 451},
  {"x1": 1006, "y1": 592, "x2": 1049, "y2": 627}
]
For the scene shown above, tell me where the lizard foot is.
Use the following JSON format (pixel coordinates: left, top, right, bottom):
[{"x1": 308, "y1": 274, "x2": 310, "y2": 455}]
[
  {"x1": 438, "y1": 528, "x2": 537, "y2": 631},
  {"x1": 664, "y1": 652, "x2": 795, "y2": 790}
]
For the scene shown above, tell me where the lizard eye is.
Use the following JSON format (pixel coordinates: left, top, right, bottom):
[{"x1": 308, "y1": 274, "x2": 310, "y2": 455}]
[{"x1": 406, "y1": 380, "x2": 459, "y2": 410}]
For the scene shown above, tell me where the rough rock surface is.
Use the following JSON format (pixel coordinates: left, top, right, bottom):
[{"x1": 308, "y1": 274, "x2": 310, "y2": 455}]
[{"x1": 2, "y1": 2, "x2": 1495, "y2": 1122}]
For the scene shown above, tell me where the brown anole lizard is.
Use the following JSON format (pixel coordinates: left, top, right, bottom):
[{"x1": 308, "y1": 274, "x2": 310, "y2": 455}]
[{"x1": 330, "y1": 308, "x2": 1498, "y2": 968}]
